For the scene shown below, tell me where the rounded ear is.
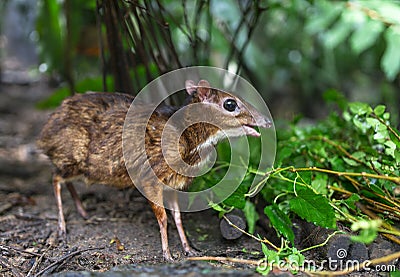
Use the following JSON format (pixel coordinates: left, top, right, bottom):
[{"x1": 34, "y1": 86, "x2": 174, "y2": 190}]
[
  {"x1": 185, "y1": 80, "x2": 197, "y2": 95},
  {"x1": 197, "y1": 80, "x2": 211, "y2": 99}
]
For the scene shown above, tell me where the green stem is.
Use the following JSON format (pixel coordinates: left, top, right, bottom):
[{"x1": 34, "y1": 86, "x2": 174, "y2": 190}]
[
  {"x1": 292, "y1": 167, "x2": 400, "y2": 183},
  {"x1": 300, "y1": 230, "x2": 344, "y2": 253}
]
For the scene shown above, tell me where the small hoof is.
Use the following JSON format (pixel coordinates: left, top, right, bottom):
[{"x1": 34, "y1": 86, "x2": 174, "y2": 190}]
[
  {"x1": 163, "y1": 251, "x2": 174, "y2": 262},
  {"x1": 57, "y1": 227, "x2": 67, "y2": 241},
  {"x1": 185, "y1": 248, "x2": 200, "y2": 257}
]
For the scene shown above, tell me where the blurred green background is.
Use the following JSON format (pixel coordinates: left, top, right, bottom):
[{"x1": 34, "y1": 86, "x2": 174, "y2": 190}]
[{"x1": 1, "y1": 0, "x2": 399, "y2": 123}]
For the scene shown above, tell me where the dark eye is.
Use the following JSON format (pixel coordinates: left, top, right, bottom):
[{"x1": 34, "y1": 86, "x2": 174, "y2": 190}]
[{"x1": 223, "y1": 99, "x2": 237, "y2": 112}]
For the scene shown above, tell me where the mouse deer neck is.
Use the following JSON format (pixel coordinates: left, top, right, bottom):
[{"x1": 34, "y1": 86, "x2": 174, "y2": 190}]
[{"x1": 180, "y1": 96, "x2": 225, "y2": 161}]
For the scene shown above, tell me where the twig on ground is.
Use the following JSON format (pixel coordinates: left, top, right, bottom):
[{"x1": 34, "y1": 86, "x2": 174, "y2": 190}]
[
  {"x1": 0, "y1": 244, "x2": 51, "y2": 259},
  {"x1": 27, "y1": 246, "x2": 51, "y2": 277},
  {"x1": 0, "y1": 255, "x2": 24, "y2": 277},
  {"x1": 187, "y1": 256, "x2": 259, "y2": 265},
  {"x1": 34, "y1": 247, "x2": 104, "y2": 276},
  {"x1": 188, "y1": 250, "x2": 400, "y2": 276}
]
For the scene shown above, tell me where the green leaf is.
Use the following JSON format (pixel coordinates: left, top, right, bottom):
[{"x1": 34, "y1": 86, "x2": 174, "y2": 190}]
[
  {"x1": 264, "y1": 204, "x2": 295, "y2": 243},
  {"x1": 366, "y1": 117, "x2": 380, "y2": 129},
  {"x1": 222, "y1": 188, "x2": 246, "y2": 209},
  {"x1": 351, "y1": 228, "x2": 378, "y2": 244},
  {"x1": 374, "y1": 105, "x2": 386, "y2": 116},
  {"x1": 323, "y1": 89, "x2": 348, "y2": 110},
  {"x1": 352, "y1": 151, "x2": 366, "y2": 161},
  {"x1": 384, "y1": 140, "x2": 397, "y2": 158},
  {"x1": 351, "y1": 19, "x2": 384, "y2": 54},
  {"x1": 311, "y1": 174, "x2": 328, "y2": 195},
  {"x1": 342, "y1": 157, "x2": 359, "y2": 167},
  {"x1": 382, "y1": 26, "x2": 400, "y2": 81},
  {"x1": 348, "y1": 102, "x2": 372, "y2": 115},
  {"x1": 369, "y1": 184, "x2": 385, "y2": 196},
  {"x1": 289, "y1": 186, "x2": 336, "y2": 229},
  {"x1": 276, "y1": 147, "x2": 293, "y2": 166},
  {"x1": 351, "y1": 219, "x2": 381, "y2": 244},
  {"x1": 305, "y1": 1, "x2": 343, "y2": 35},
  {"x1": 243, "y1": 201, "x2": 259, "y2": 234},
  {"x1": 257, "y1": 243, "x2": 277, "y2": 275},
  {"x1": 323, "y1": 19, "x2": 352, "y2": 49},
  {"x1": 343, "y1": 194, "x2": 361, "y2": 210}
]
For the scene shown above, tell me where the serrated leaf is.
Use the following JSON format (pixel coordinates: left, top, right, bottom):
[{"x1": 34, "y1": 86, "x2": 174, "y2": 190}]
[
  {"x1": 351, "y1": 19, "x2": 384, "y2": 54},
  {"x1": 264, "y1": 204, "x2": 295, "y2": 243},
  {"x1": 382, "y1": 26, "x2": 400, "y2": 81},
  {"x1": 289, "y1": 186, "x2": 336, "y2": 229},
  {"x1": 261, "y1": 242, "x2": 279, "y2": 263}
]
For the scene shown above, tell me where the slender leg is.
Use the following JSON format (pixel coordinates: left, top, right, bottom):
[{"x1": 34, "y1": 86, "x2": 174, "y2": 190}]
[
  {"x1": 53, "y1": 174, "x2": 66, "y2": 237},
  {"x1": 149, "y1": 201, "x2": 173, "y2": 262},
  {"x1": 170, "y1": 196, "x2": 194, "y2": 255},
  {"x1": 66, "y1": 182, "x2": 88, "y2": 219}
]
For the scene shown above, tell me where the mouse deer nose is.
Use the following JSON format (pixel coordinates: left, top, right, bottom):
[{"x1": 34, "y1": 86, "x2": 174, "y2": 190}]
[
  {"x1": 263, "y1": 117, "x2": 272, "y2": 128},
  {"x1": 255, "y1": 115, "x2": 272, "y2": 129}
]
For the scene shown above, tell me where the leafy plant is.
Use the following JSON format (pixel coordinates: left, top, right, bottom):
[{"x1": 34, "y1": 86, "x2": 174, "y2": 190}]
[
  {"x1": 306, "y1": 0, "x2": 400, "y2": 81},
  {"x1": 198, "y1": 93, "x2": 399, "y2": 272}
]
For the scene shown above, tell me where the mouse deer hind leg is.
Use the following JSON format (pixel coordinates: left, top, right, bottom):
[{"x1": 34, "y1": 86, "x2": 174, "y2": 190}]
[
  {"x1": 52, "y1": 174, "x2": 67, "y2": 237},
  {"x1": 66, "y1": 182, "x2": 88, "y2": 219}
]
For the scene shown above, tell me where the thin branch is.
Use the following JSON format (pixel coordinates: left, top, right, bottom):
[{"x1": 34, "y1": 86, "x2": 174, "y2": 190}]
[
  {"x1": 300, "y1": 230, "x2": 344, "y2": 253},
  {"x1": 223, "y1": 1, "x2": 252, "y2": 69},
  {"x1": 154, "y1": 0, "x2": 183, "y2": 68},
  {"x1": 95, "y1": 0, "x2": 108, "y2": 91},
  {"x1": 27, "y1": 246, "x2": 51, "y2": 277},
  {"x1": 34, "y1": 247, "x2": 104, "y2": 276},
  {"x1": 0, "y1": 245, "x2": 50, "y2": 259},
  {"x1": 291, "y1": 167, "x2": 400, "y2": 184},
  {"x1": 187, "y1": 256, "x2": 260, "y2": 265},
  {"x1": 0, "y1": 255, "x2": 23, "y2": 277},
  {"x1": 311, "y1": 136, "x2": 378, "y2": 174},
  {"x1": 222, "y1": 214, "x2": 280, "y2": 251},
  {"x1": 142, "y1": 1, "x2": 168, "y2": 71}
]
